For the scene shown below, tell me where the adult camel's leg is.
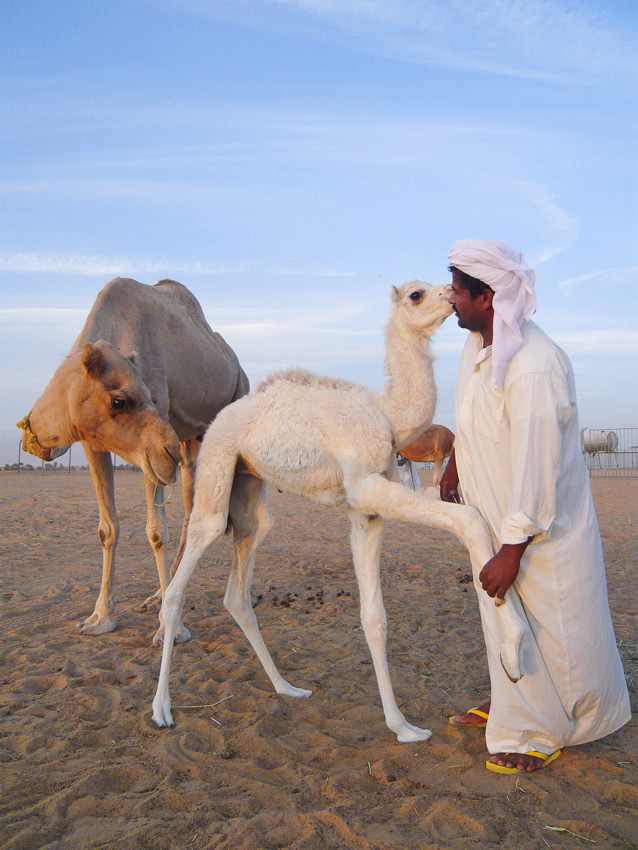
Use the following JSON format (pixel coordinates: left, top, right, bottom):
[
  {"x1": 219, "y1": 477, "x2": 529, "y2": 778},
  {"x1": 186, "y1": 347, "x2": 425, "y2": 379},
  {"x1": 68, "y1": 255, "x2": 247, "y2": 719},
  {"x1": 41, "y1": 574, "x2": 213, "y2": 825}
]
[
  {"x1": 223, "y1": 474, "x2": 312, "y2": 698},
  {"x1": 76, "y1": 445, "x2": 118, "y2": 635},
  {"x1": 171, "y1": 436, "x2": 201, "y2": 576},
  {"x1": 144, "y1": 477, "x2": 190, "y2": 646},
  {"x1": 348, "y1": 509, "x2": 432, "y2": 743},
  {"x1": 137, "y1": 436, "x2": 201, "y2": 615}
]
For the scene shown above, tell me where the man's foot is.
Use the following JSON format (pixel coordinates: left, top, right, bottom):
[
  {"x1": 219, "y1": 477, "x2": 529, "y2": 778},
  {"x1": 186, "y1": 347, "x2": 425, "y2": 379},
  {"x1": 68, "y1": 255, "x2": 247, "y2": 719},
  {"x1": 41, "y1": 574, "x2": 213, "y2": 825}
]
[
  {"x1": 448, "y1": 700, "x2": 491, "y2": 727},
  {"x1": 486, "y1": 749, "x2": 562, "y2": 774}
]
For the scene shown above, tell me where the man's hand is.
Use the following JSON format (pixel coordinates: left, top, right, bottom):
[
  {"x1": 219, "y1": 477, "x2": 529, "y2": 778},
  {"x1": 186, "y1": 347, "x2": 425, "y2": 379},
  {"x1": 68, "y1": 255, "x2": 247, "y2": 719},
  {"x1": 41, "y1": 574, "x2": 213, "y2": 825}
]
[
  {"x1": 479, "y1": 541, "x2": 530, "y2": 600},
  {"x1": 440, "y1": 448, "x2": 461, "y2": 503}
]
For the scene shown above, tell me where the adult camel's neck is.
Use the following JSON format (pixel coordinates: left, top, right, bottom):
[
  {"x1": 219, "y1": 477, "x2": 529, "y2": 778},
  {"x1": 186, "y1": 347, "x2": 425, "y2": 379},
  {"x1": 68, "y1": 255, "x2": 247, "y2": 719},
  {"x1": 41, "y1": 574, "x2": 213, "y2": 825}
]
[{"x1": 379, "y1": 316, "x2": 437, "y2": 451}]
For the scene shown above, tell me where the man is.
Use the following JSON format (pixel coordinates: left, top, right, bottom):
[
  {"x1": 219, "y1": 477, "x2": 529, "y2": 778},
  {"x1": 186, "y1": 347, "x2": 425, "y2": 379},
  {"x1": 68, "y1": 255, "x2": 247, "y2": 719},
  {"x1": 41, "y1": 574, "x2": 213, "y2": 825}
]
[
  {"x1": 396, "y1": 454, "x2": 421, "y2": 490},
  {"x1": 441, "y1": 239, "x2": 630, "y2": 774}
]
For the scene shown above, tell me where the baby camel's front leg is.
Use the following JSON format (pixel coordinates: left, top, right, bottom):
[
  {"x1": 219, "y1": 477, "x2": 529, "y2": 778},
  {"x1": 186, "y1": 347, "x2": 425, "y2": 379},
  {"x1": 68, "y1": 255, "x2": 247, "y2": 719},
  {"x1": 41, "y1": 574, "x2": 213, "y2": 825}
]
[
  {"x1": 348, "y1": 509, "x2": 432, "y2": 743},
  {"x1": 345, "y1": 468, "x2": 528, "y2": 683}
]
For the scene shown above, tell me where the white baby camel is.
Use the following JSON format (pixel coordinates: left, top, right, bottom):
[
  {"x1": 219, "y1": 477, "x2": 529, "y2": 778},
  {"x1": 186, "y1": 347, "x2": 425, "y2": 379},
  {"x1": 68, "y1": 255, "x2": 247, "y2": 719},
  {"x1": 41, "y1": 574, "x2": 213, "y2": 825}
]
[{"x1": 152, "y1": 280, "x2": 527, "y2": 743}]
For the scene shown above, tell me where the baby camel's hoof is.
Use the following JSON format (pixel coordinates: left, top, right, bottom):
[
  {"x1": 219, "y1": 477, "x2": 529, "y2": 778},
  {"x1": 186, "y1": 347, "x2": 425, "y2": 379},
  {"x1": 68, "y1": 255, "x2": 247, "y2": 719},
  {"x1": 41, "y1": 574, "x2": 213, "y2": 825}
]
[
  {"x1": 152, "y1": 703, "x2": 175, "y2": 729},
  {"x1": 278, "y1": 685, "x2": 313, "y2": 699},
  {"x1": 500, "y1": 651, "x2": 521, "y2": 683},
  {"x1": 396, "y1": 722, "x2": 432, "y2": 743}
]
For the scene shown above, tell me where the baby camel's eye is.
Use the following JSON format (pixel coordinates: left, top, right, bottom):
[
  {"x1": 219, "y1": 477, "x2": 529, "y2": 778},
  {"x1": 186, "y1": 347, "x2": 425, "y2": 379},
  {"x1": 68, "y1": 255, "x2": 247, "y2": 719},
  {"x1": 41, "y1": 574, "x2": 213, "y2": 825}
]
[
  {"x1": 409, "y1": 291, "x2": 423, "y2": 303},
  {"x1": 111, "y1": 397, "x2": 127, "y2": 411}
]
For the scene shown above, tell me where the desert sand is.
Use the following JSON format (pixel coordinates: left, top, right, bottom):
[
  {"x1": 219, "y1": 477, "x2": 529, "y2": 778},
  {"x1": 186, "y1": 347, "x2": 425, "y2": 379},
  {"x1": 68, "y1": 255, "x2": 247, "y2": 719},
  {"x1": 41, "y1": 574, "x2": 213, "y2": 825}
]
[{"x1": 1, "y1": 469, "x2": 636, "y2": 849}]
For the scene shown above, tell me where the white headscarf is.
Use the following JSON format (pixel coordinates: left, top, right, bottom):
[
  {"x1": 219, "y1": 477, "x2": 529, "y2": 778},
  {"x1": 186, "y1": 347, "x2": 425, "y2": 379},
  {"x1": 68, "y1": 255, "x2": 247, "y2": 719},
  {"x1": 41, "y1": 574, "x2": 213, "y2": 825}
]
[{"x1": 448, "y1": 239, "x2": 537, "y2": 389}]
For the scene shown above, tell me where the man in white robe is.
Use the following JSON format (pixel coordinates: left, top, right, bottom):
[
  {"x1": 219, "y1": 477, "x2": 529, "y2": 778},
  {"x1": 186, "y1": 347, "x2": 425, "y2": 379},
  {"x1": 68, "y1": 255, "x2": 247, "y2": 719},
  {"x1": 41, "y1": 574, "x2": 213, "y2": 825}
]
[
  {"x1": 441, "y1": 239, "x2": 631, "y2": 774},
  {"x1": 397, "y1": 455, "x2": 421, "y2": 490}
]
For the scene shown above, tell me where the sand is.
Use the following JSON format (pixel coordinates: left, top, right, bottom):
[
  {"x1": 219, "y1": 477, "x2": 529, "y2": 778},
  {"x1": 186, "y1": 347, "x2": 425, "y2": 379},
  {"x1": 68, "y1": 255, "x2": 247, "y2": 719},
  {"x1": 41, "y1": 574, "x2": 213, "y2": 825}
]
[{"x1": 0, "y1": 470, "x2": 636, "y2": 850}]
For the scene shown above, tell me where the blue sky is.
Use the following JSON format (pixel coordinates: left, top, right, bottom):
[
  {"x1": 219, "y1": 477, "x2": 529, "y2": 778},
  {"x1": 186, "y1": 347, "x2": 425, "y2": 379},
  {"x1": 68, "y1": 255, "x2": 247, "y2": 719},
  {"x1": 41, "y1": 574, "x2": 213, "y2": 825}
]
[{"x1": 1, "y1": 0, "x2": 637, "y2": 465}]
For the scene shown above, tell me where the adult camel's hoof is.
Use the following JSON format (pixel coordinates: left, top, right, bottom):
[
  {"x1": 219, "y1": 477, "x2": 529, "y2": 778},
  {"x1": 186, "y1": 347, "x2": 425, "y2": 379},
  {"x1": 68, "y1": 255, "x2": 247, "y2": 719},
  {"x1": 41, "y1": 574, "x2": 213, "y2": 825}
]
[
  {"x1": 134, "y1": 588, "x2": 162, "y2": 613},
  {"x1": 75, "y1": 613, "x2": 116, "y2": 635},
  {"x1": 152, "y1": 622, "x2": 192, "y2": 647}
]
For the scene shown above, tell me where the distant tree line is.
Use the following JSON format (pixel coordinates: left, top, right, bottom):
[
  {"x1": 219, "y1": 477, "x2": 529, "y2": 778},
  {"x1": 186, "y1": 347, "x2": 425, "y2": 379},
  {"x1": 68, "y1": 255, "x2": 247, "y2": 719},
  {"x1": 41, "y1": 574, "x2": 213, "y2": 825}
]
[{"x1": 2, "y1": 462, "x2": 142, "y2": 472}]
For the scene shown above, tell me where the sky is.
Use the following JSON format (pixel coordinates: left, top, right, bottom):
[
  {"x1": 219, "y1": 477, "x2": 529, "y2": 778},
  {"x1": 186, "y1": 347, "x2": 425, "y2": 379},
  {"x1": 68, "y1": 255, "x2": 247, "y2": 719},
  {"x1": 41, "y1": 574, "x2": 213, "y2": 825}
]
[{"x1": 1, "y1": 0, "x2": 637, "y2": 466}]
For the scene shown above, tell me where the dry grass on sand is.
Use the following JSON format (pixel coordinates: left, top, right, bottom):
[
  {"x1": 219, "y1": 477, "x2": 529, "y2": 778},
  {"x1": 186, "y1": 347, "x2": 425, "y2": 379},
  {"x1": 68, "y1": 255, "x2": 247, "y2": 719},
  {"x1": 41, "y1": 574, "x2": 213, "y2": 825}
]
[{"x1": 0, "y1": 471, "x2": 636, "y2": 849}]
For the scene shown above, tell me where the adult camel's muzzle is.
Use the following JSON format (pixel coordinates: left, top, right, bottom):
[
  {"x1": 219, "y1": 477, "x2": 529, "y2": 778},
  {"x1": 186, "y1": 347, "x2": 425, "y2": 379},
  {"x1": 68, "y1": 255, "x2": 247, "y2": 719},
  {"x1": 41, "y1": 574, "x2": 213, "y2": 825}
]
[{"x1": 16, "y1": 413, "x2": 69, "y2": 461}]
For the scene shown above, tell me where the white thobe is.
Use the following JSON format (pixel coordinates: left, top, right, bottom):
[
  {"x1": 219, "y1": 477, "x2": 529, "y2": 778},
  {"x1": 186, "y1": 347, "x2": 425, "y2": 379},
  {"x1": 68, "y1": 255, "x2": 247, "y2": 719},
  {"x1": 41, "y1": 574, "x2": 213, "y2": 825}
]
[
  {"x1": 398, "y1": 459, "x2": 421, "y2": 491},
  {"x1": 455, "y1": 321, "x2": 630, "y2": 755}
]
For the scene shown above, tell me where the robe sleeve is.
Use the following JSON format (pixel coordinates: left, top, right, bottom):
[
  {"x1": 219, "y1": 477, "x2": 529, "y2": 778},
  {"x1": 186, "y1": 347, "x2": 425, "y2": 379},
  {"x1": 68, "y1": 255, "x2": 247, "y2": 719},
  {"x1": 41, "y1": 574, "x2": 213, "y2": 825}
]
[{"x1": 499, "y1": 370, "x2": 573, "y2": 545}]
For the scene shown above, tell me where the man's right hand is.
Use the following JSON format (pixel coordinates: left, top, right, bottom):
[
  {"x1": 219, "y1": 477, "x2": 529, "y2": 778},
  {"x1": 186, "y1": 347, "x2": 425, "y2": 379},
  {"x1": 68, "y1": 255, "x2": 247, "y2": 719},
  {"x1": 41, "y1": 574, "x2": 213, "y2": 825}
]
[{"x1": 440, "y1": 448, "x2": 461, "y2": 503}]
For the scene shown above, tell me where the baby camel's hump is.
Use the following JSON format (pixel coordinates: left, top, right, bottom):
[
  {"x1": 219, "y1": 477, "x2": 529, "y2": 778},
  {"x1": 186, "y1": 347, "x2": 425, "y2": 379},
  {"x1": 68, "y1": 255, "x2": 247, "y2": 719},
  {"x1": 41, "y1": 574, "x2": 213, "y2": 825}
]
[{"x1": 220, "y1": 369, "x2": 395, "y2": 499}]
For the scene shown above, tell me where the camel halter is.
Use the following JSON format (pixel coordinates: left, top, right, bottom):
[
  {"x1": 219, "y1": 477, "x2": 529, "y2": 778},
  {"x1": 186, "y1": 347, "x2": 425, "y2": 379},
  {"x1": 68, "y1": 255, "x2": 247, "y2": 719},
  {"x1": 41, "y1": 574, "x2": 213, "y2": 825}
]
[{"x1": 16, "y1": 411, "x2": 49, "y2": 457}]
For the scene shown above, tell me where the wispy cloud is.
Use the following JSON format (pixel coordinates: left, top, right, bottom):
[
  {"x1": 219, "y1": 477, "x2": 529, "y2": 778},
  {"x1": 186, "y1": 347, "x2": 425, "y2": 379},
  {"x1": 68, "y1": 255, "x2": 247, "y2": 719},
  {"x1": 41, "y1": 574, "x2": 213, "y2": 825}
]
[
  {"x1": 557, "y1": 271, "x2": 606, "y2": 291},
  {"x1": 557, "y1": 265, "x2": 638, "y2": 291},
  {"x1": 266, "y1": 267, "x2": 357, "y2": 277},
  {"x1": 0, "y1": 307, "x2": 87, "y2": 324},
  {"x1": 517, "y1": 182, "x2": 577, "y2": 265},
  {"x1": 0, "y1": 303, "x2": 388, "y2": 392},
  {"x1": 550, "y1": 328, "x2": 638, "y2": 357},
  {"x1": 171, "y1": 0, "x2": 635, "y2": 84},
  {"x1": 0, "y1": 252, "x2": 249, "y2": 276}
]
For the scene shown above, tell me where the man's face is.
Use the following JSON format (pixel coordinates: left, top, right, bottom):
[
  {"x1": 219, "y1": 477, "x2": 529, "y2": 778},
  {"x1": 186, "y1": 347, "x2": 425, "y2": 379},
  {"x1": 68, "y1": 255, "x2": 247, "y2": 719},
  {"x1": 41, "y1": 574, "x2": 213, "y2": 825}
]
[{"x1": 448, "y1": 271, "x2": 489, "y2": 332}]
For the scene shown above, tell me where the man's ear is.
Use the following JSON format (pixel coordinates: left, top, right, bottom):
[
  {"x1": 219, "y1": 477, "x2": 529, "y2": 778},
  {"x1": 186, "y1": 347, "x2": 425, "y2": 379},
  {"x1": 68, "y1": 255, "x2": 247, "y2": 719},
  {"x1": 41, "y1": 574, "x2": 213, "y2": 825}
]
[{"x1": 481, "y1": 288, "x2": 495, "y2": 311}]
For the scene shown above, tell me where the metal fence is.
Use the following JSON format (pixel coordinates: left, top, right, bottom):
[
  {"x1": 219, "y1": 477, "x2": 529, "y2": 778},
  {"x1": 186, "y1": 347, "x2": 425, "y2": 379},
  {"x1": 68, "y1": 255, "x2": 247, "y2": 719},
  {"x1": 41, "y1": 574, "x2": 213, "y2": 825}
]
[
  {"x1": 3, "y1": 427, "x2": 638, "y2": 478},
  {"x1": 581, "y1": 427, "x2": 638, "y2": 478}
]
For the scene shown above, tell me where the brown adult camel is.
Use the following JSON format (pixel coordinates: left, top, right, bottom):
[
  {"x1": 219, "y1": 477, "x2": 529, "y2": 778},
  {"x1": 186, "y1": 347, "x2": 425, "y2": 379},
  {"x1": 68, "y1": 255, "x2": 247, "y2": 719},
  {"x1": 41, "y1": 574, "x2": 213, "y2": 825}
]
[
  {"x1": 399, "y1": 424, "x2": 455, "y2": 486},
  {"x1": 17, "y1": 277, "x2": 248, "y2": 645}
]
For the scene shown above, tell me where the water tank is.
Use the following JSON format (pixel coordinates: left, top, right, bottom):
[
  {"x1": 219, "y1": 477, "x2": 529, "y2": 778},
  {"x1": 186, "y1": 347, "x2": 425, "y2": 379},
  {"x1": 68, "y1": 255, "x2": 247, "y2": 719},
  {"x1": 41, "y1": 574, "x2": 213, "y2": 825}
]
[{"x1": 581, "y1": 430, "x2": 619, "y2": 453}]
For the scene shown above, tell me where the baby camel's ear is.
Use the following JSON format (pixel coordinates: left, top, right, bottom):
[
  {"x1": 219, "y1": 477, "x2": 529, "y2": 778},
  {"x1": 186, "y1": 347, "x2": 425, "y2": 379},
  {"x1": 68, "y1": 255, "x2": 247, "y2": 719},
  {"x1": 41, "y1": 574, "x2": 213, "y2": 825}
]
[
  {"x1": 391, "y1": 285, "x2": 399, "y2": 303},
  {"x1": 82, "y1": 343, "x2": 104, "y2": 378}
]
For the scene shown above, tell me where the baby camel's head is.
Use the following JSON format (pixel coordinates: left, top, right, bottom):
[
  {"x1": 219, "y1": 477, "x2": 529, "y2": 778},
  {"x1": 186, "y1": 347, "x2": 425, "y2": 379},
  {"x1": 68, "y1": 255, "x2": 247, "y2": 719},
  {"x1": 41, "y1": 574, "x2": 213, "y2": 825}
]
[{"x1": 390, "y1": 280, "x2": 454, "y2": 335}]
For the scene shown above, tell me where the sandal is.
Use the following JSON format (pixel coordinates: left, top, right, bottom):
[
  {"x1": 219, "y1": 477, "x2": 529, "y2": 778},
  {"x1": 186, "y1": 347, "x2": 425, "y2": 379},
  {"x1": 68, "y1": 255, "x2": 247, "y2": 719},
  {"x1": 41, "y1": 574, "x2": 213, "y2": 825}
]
[
  {"x1": 486, "y1": 749, "x2": 562, "y2": 774},
  {"x1": 448, "y1": 706, "x2": 489, "y2": 727}
]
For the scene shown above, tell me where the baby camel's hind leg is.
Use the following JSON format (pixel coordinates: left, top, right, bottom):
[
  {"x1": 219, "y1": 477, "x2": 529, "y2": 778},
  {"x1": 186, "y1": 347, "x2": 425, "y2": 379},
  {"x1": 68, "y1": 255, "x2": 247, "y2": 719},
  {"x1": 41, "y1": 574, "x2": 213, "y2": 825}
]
[
  {"x1": 349, "y1": 510, "x2": 432, "y2": 743},
  {"x1": 152, "y1": 508, "x2": 227, "y2": 727},
  {"x1": 224, "y1": 474, "x2": 312, "y2": 698}
]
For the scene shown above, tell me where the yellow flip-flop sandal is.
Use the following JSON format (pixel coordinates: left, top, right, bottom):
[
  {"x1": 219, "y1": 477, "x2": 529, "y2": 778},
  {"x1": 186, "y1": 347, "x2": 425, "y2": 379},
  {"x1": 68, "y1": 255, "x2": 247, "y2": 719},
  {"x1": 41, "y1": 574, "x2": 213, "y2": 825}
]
[
  {"x1": 486, "y1": 749, "x2": 562, "y2": 774},
  {"x1": 448, "y1": 707, "x2": 489, "y2": 727}
]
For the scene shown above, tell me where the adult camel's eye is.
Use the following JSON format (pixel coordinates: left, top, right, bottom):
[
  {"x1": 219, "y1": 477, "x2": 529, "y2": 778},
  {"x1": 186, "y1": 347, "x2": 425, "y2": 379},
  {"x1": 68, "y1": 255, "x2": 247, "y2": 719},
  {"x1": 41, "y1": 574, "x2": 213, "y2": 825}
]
[{"x1": 111, "y1": 397, "x2": 126, "y2": 411}]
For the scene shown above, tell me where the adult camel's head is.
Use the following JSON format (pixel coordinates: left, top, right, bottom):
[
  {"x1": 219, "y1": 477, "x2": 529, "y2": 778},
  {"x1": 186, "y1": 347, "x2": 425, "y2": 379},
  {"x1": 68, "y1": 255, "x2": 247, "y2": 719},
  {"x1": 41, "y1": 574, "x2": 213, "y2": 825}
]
[{"x1": 17, "y1": 341, "x2": 180, "y2": 485}]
